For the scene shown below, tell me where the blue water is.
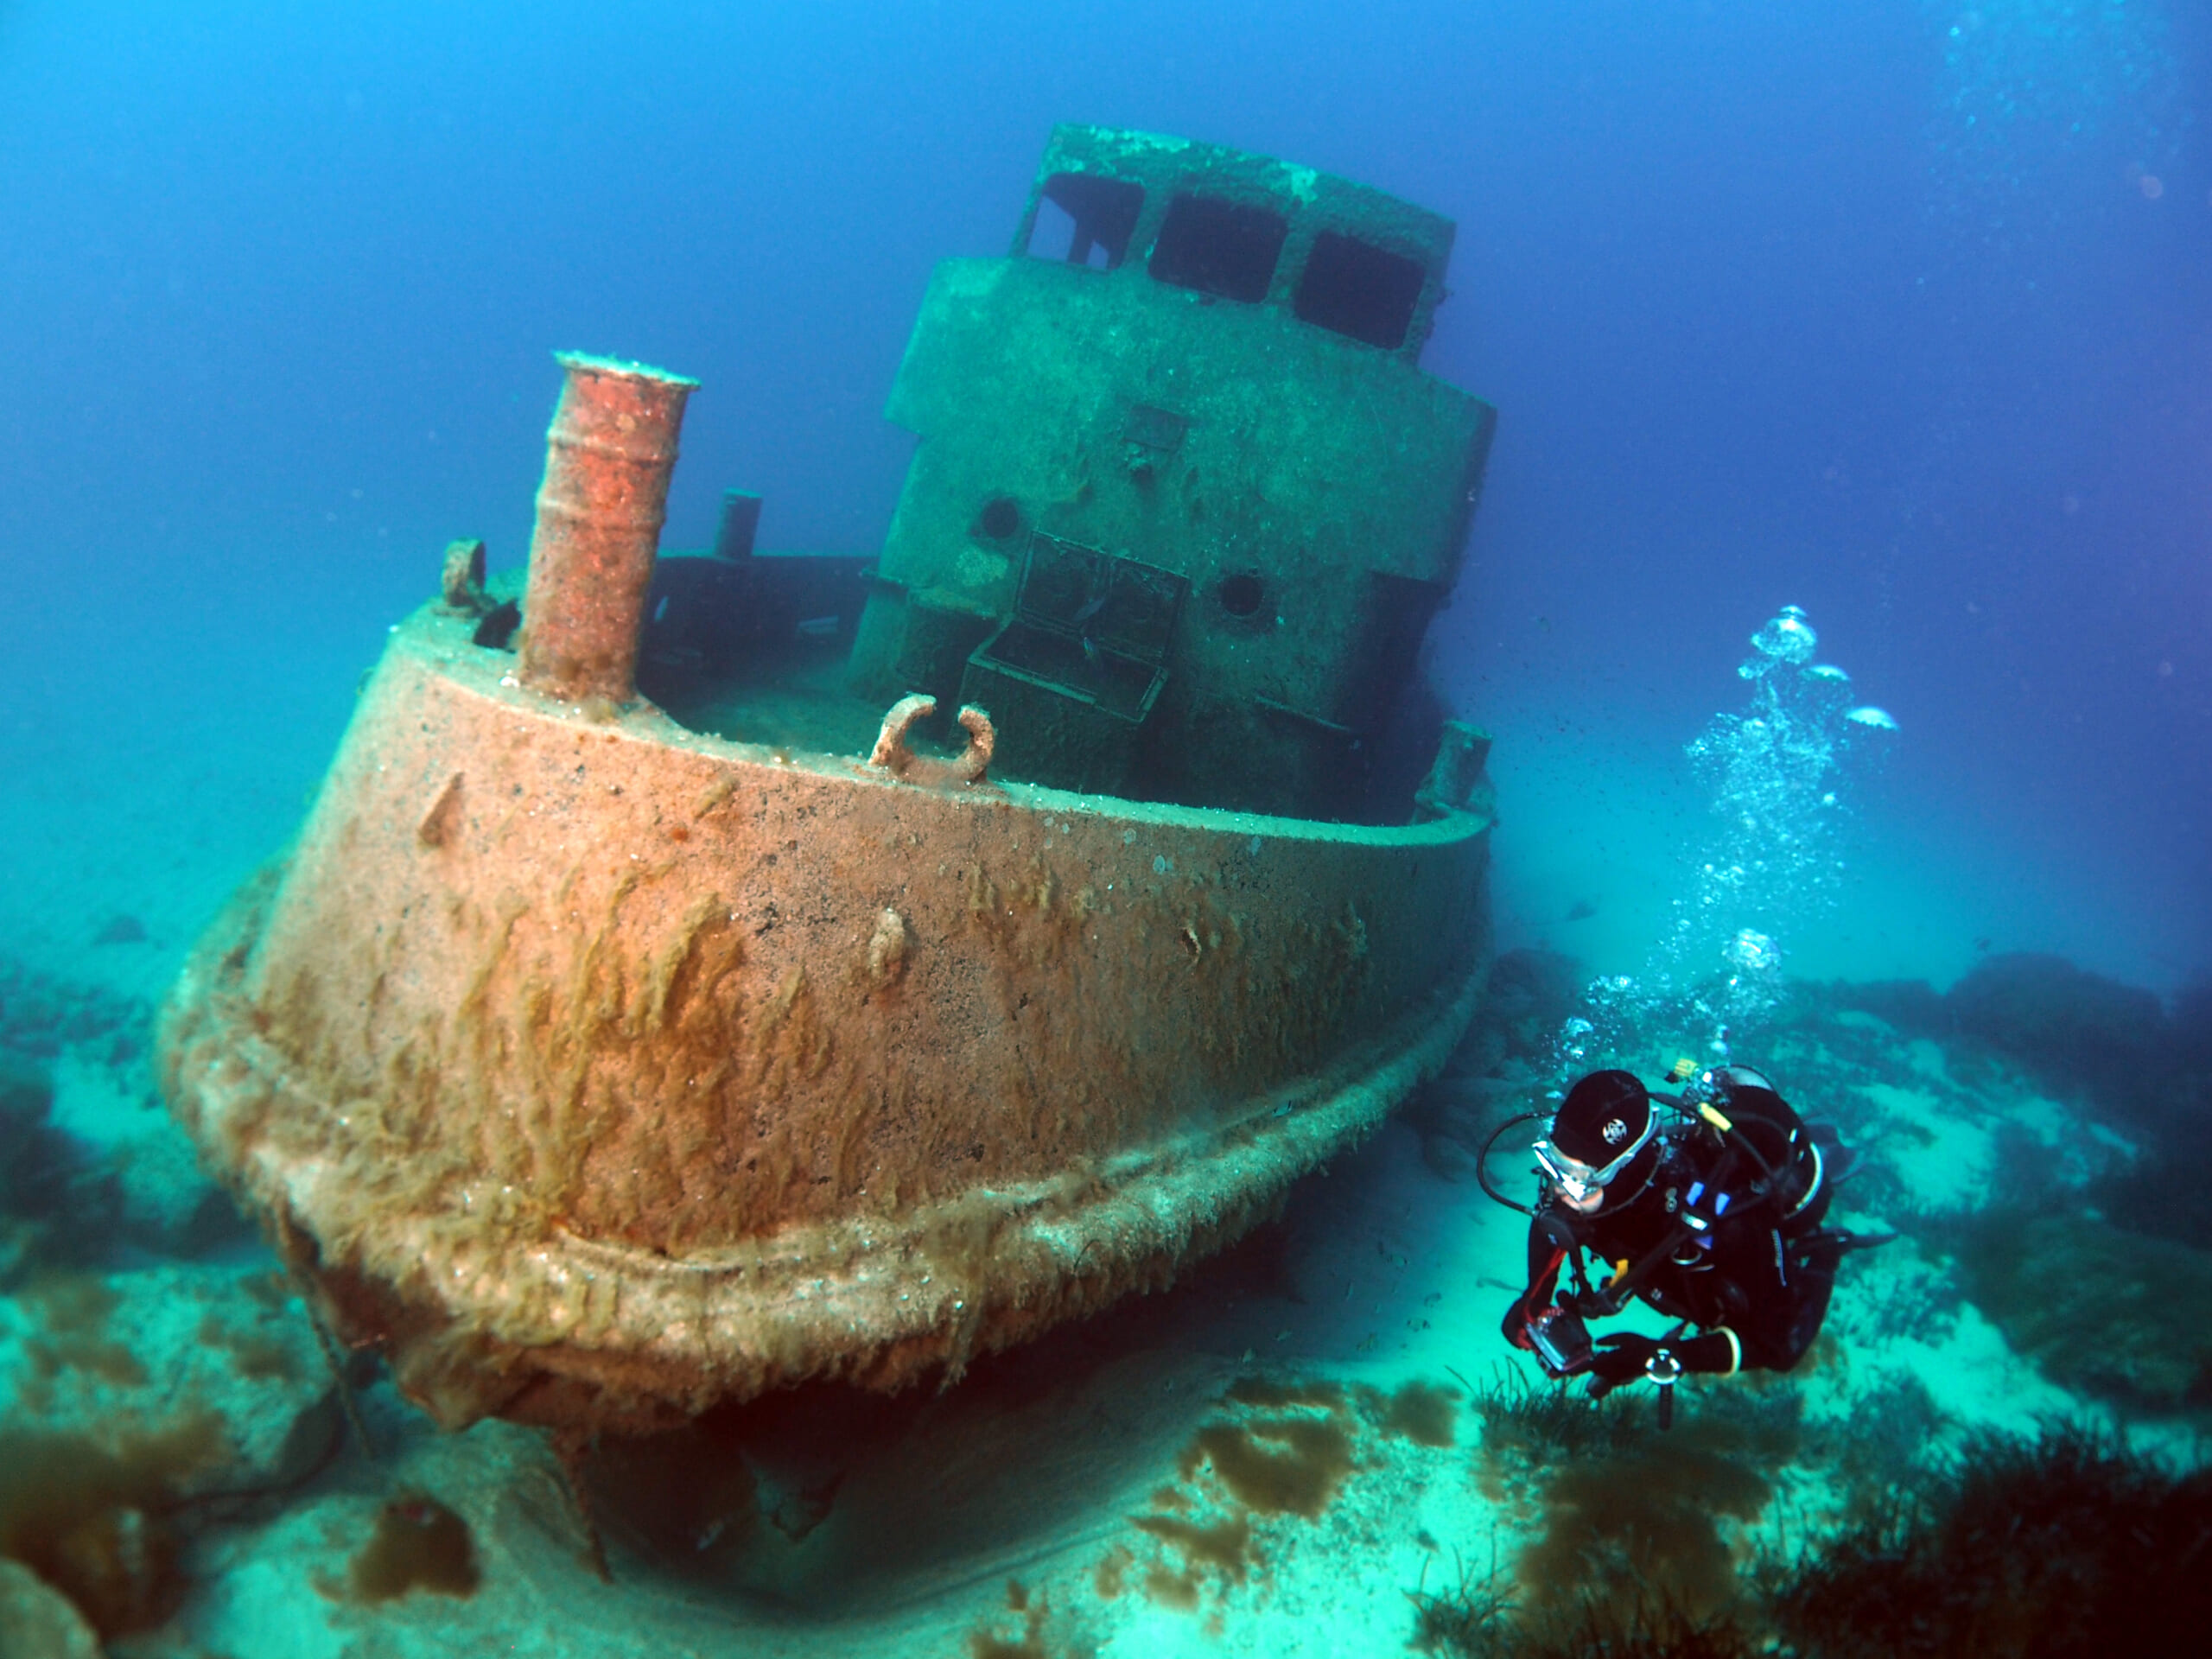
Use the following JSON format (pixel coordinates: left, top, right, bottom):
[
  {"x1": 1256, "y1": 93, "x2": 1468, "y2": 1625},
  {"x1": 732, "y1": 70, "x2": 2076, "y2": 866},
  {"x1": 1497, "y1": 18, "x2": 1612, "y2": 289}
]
[
  {"x1": 3, "y1": 0, "x2": 2201, "y2": 993},
  {"x1": 2, "y1": 7, "x2": 2209, "y2": 1649}
]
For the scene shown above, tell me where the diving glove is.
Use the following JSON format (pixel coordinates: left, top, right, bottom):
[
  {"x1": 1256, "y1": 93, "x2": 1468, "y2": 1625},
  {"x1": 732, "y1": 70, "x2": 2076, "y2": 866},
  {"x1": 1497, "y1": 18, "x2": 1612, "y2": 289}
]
[{"x1": 1586, "y1": 1332, "x2": 1664, "y2": 1396}]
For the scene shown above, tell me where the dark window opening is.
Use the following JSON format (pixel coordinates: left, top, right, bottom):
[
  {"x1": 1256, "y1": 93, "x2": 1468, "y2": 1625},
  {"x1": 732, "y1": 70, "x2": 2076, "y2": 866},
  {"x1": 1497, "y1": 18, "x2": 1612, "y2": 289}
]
[
  {"x1": 974, "y1": 496, "x2": 1023, "y2": 541},
  {"x1": 473, "y1": 601, "x2": 520, "y2": 651},
  {"x1": 1148, "y1": 194, "x2": 1287, "y2": 304},
  {"x1": 1293, "y1": 231, "x2": 1426, "y2": 350},
  {"x1": 1216, "y1": 572, "x2": 1268, "y2": 620},
  {"x1": 1123, "y1": 404, "x2": 1188, "y2": 454},
  {"x1": 1026, "y1": 173, "x2": 1144, "y2": 270},
  {"x1": 1019, "y1": 535, "x2": 1186, "y2": 663},
  {"x1": 1027, "y1": 197, "x2": 1109, "y2": 269}
]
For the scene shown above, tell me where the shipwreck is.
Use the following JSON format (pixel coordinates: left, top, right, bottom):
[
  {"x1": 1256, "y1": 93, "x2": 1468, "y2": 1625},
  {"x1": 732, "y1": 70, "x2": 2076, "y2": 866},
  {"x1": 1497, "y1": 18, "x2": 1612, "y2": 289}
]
[{"x1": 159, "y1": 126, "x2": 1501, "y2": 1433}]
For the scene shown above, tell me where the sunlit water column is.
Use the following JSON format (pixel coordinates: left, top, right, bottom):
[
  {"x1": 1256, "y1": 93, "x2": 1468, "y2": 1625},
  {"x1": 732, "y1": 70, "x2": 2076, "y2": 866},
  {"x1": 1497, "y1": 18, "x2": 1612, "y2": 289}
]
[{"x1": 1554, "y1": 606, "x2": 1898, "y2": 1083}]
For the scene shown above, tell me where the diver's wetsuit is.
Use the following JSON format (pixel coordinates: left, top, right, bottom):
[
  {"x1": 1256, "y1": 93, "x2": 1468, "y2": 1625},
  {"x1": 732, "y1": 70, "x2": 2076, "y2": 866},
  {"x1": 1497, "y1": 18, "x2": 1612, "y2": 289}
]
[{"x1": 1503, "y1": 1083, "x2": 1849, "y2": 1379}]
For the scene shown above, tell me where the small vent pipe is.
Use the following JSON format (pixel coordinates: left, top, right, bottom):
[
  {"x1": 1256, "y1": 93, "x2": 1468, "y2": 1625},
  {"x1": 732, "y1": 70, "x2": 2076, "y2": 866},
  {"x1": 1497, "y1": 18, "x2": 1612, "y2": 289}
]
[{"x1": 518, "y1": 351, "x2": 699, "y2": 704}]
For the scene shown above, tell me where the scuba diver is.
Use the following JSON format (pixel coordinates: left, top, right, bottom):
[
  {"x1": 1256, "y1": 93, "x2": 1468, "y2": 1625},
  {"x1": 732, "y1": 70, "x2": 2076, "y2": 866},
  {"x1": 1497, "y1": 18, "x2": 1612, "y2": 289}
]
[{"x1": 1484, "y1": 1063, "x2": 1890, "y2": 1424}]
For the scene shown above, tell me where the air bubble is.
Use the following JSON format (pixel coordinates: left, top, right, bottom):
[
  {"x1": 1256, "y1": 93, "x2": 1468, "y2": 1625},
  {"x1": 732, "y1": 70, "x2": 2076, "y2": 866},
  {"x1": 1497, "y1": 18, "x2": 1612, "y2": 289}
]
[{"x1": 1546, "y1": 605, "x2": 1892, "y2": 1084}]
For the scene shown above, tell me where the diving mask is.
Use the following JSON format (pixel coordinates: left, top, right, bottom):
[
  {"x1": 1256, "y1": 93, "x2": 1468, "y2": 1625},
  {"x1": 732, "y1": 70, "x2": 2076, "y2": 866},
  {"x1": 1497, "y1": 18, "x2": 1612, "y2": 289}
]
[{"x1": 1531, "y1": 1112, "x2": 1658, "y2": 1202}]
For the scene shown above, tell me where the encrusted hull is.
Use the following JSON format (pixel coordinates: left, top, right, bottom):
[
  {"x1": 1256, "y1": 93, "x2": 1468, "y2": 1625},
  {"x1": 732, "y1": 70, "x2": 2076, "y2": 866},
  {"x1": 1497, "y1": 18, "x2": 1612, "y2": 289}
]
[{"x1": 160, "y1": 608, "x2": 1491, "y2": 1432}]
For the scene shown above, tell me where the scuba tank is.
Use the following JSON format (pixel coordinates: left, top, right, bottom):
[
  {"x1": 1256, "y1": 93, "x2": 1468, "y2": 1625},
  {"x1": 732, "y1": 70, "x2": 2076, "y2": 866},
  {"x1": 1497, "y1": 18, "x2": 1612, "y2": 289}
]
[{"x1": 1669, "y1": 1061, "x2": 1835, "y2": 1239}]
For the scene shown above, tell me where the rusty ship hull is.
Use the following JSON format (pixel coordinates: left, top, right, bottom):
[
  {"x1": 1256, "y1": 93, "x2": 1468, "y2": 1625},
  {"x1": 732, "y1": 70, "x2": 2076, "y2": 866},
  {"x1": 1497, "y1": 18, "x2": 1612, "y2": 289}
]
[{"x1": 160, "y1": 126, "x2": 1500, "y2": 1433}]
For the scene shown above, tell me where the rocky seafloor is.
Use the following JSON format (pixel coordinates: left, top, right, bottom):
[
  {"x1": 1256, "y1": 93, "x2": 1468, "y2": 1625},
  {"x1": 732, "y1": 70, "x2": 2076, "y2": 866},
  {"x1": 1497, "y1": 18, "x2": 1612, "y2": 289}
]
[{"x1": 4, "y1": 946, "x2": 2211, "y2": 1657}]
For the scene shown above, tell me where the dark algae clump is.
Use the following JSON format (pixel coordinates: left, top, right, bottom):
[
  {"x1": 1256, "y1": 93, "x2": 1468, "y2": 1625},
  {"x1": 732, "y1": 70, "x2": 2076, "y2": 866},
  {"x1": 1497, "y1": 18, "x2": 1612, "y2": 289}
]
[
  {"x1": 968, "y1": 1578, "x2": 1054, "y2": 1657},
  {"x1": 1129, "y1": 1510, "x2": 1253, "y2": 1598},
  {"x1": 1424, "y1": 1403, "x2": 2212, "y2": 1656},
  {"x1": 346, "y1": 1492, "x2": 480, "y2": 1603},
  {"x1": 0, "y1": 1412, "x2": 226, "y2": 1638},
  {"x1": 1357, "y1": 1378, "x2": 1462, "y2": 1447},
  {"x1": 1491, "y1": 1395, "x2": 1783, "y2": 1645},
  {"x1": 1123, "y1": 1373, "x2": 1367, "y2": 1611},
  {"x1": 1193, "y1": 1376, "x2": 1357, "y2": 1517},
  {"x1": 1774, "y1": 1424, "x2": 2212, "y2": 1655},
  {"x1": 1181, "y1": 1414, "x2": 1356, "y2": 1520}
]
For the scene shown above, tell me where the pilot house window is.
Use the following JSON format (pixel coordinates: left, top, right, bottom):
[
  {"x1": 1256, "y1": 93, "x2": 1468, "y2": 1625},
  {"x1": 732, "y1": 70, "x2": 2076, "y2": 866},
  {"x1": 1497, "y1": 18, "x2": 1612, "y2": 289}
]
[
  {"x1": 1294, "y1": 231, "x2": 1427, "y2": 350},
  {"x1": 1148, "y1": 194, "x2": 1287, "y2": 304},
  {"x1": 1026, "y1": 173, "x2": 1145, "y2": 270}
]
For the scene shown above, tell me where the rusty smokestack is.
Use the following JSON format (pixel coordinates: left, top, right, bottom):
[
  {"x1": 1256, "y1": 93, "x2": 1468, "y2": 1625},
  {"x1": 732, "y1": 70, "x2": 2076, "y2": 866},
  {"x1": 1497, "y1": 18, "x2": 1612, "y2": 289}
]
[{"x1": 518, "y1": 351, "x2": 699, "y2": 704}]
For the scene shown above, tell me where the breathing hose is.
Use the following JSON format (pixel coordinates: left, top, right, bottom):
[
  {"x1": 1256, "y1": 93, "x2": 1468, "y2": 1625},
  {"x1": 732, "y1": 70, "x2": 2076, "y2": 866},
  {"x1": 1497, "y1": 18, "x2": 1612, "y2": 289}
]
[{"x1": 1475, "y1": 1110, "x2": 1548, "y2": 1217}]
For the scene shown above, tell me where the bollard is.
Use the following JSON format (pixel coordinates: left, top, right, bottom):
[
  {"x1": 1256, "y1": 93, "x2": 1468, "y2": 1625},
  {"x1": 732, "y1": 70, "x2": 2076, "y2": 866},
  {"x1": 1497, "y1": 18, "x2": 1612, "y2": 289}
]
[
  {"x1": 1413, "y1": 720, "x2": 1494, "y2": 823},
  {"x1": 712, "y1": 489, "x2": 763, "y2": 561},
  {"x1": 518, "y1": 351, "x2": 700, "y2": 704},
  {"x1": 438, "y1": 538, "x2": 490, "y2": 616}
]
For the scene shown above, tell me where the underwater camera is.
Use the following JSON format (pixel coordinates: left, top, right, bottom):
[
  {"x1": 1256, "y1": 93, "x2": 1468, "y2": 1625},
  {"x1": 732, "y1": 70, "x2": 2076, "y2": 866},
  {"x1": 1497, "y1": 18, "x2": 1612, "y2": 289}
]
[{"x1": 1526, "y1": 1304, "x2": 1594, "y2": 1376}]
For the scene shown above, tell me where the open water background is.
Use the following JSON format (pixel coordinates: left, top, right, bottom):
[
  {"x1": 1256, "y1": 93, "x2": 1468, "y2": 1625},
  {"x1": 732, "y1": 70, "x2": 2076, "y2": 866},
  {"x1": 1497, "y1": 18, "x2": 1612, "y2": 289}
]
[{"x1": 1, "y1": 0, "x2": 2204, "y2": 993}]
